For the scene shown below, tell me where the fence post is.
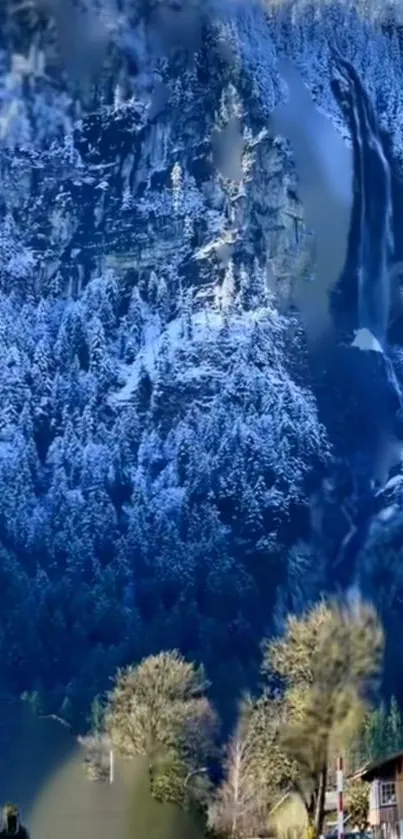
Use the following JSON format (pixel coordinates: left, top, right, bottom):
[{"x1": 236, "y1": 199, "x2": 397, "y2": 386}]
[
  {"x1": 337, "y1": 756, "x2": 344, "y2": 839},
  {"x1": 109, "y1": 748, "x2": 114, "y2": 784}
]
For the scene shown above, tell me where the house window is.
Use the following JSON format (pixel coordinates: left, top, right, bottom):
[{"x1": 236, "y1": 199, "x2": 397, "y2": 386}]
[{"x1": 380, "y1": 782, "x2": 397, "y2": 806}]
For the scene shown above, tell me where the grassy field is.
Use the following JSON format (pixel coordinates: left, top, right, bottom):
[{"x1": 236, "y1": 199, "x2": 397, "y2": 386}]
[
  {"x1": 29, "y1": 750, "x2": 206, "y2": 839},
  {"x1": 0, "y1": 699, "x2": 204, "y2": 839}
]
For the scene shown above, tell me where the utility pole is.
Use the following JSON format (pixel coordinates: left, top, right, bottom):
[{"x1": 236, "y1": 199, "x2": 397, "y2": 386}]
[
  {"x1": 109, "y1": 748, "x2": 114, "y2": 784},
  {"x1": 337, "y1": 755, "x2": 344, "y2": 839}
]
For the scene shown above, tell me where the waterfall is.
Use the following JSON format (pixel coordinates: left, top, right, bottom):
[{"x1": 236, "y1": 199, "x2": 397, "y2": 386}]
[
  {"x1": 331, "y1": 53, "x2": 403, "y2": 486},
  {"x1": 331, "y1": 51, "x2": 394, "y2": 351},
  {"x1": 329, "y1": 54, "x2": 403, "y2": 595},
  {"x1": 269, "y1": 47, "x2": 403, "y2": 592}
]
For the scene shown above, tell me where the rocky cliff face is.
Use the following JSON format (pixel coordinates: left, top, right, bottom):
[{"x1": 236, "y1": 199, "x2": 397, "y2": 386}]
[{"x1": 0, "y1": 1, "x2": 316, "y2": 316}]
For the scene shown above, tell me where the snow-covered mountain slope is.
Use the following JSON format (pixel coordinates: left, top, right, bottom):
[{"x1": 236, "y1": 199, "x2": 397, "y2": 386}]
[
  {"x1": 0, "y1": 0, "x2": 403, "y2": 721},
  {"x1": 111, "y1": 305, "x2": 283, "y2": 403}
]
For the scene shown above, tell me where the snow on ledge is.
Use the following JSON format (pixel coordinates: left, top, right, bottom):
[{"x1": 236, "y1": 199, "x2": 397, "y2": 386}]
[
  {"x1": 110, "y1": 305, "x2": 277, "y2": 406},
  {"x1": 351, "y1": 328, "x2": 384, "y2": 353}
]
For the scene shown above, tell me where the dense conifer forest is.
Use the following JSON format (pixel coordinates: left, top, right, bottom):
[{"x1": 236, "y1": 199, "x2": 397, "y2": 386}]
[{"x1": 0, "y1": 0, "x2": 403, "y2": 740}]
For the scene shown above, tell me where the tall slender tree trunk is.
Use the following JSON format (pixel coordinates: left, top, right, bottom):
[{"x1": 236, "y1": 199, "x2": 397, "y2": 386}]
[
  {"x1": 306, "y1": 791, "x2": 317, "y2": 839},
  {"x1": 314, "y1": 764, "x2": 328, "y2": 838}
]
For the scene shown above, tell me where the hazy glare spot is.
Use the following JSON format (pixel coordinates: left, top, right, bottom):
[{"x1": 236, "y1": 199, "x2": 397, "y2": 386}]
[
  {"x1": 150, "y1": 1, "x2": 204, "y2": 55},
  {"x1": 216, "y1": 242, "x2": 233, "y2": 264},
  {"x1": 346, "y1": 581, "x2": 362, "y2": 612},
  {"x1": 374, "y1": 435, "x2": 403, "y2": 486},
  {"x1": 212, "y1": 116, "x2": 244, "y2": 182},
  {"x1": 270, "y1": 58, "x2": 353, "y2": 342},
  {"x1": 147, "y1": 80, "x2": 170, "y2": 121},
  {"x1": 38, "y1": 0, "x2": 113, "y2": 80}
]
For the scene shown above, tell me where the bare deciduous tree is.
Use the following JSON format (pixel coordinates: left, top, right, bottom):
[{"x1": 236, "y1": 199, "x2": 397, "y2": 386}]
[
  {"x1": 209, "y1": 703, "x2": 263, "y2": 838},
  {"x1": 209, "y1": 696, "x2": 294, "y2": 839}
]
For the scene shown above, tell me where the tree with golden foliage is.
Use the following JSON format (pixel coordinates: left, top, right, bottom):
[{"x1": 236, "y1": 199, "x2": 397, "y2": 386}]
[
  {"x1": 346, "y1": 778, "x2": 370, "y2": 832},
  {"x1": 104, "y1": 650, "x2": 218, "y2": 804},
  {"x1": 262, "y1": 600, "x2": 383, "y2": 839}
]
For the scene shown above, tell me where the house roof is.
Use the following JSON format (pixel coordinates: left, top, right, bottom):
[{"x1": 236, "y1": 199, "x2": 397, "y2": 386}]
[{"x1": 354, "y1": 749, "x2": 403, "y2": 782}]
